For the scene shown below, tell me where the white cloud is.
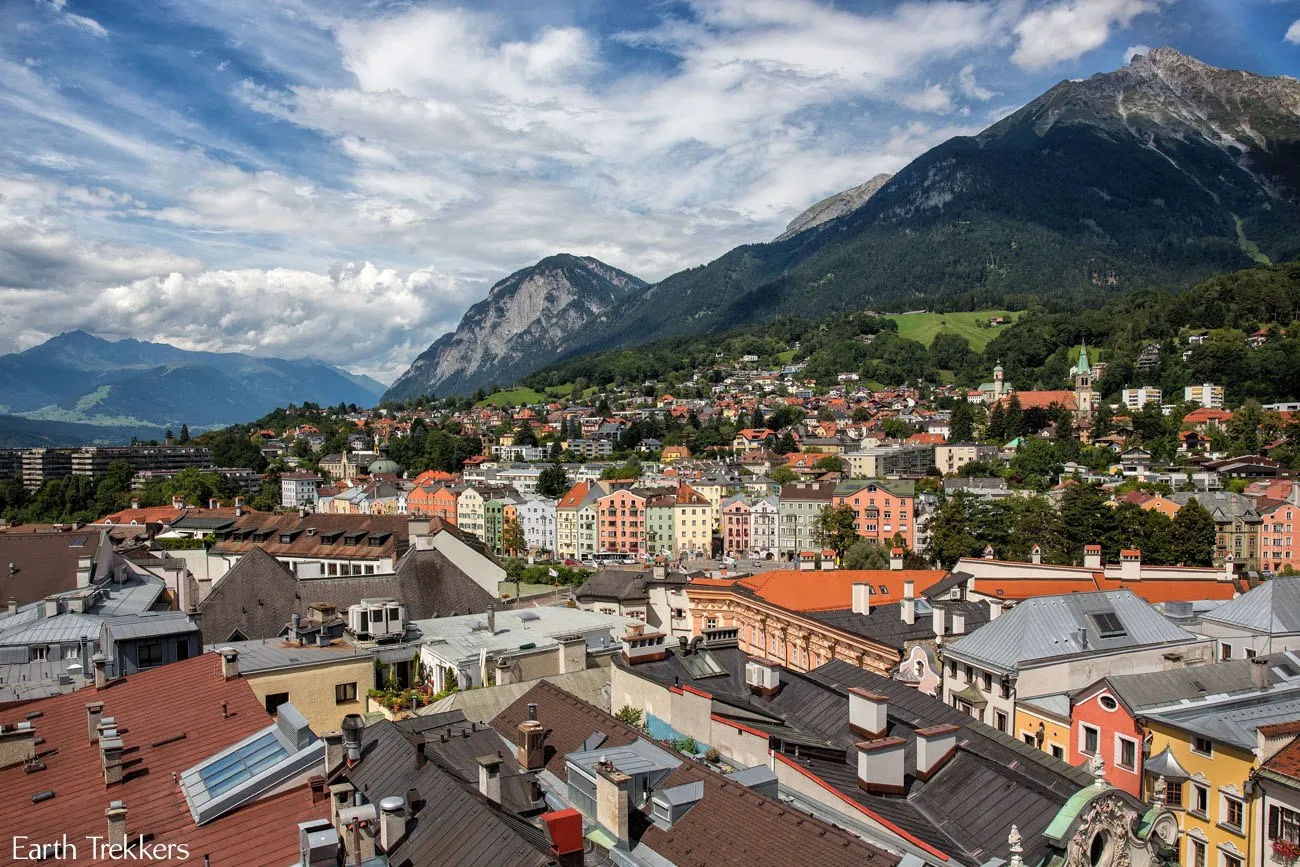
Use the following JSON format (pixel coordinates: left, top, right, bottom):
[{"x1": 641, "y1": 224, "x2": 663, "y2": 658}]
[
  {"x1": 1124, "y1": 43, "x2": 1152, "y2": 64},
  {"x1": 45, "y1": 0, "x2": 107, "y2": 37},
  {"x1": 1286, "y1": 20, "x2": 1300, "y2": 45},
  {"x1": 1011, "y1": 0, "x2": 1155, "y2": 70},
  {"x1": 902, "y1": 84, "x2": 955, "y2": 113},
  {"x1": 958, "y1": 64, "x2": 995, "y2": 100}
]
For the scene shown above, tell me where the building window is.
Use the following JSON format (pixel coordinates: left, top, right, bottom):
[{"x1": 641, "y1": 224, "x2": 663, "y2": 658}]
[
  {"x1": 265, "y1": 692, "x2": 290, "y2": 715},
  {"x1": 983, "y1": 672, "x2": 993, "y2": 691},
  {"x1": 1191, "y1": 839, "x2": 1206, "y2": 867},
  {"x1": 1222, "y1": 854, "x2": 1241, "y2": 867},
  {"x1": 1081, "y1": 724, "x2": 1100, "y2": 756},
  {"x1": 1220, "y1": 643, "x2": 1232, "y2": 660},
  {"x1": 1270, "y1": 805, "x2": 1300, "y2": 844},
  {"x1": 137, "y1": 641, "x2": 164, "y2": 669},
  {"x1": 1165, "y1": 782, "x2": 1183, "y2": 809},
  {"x1": 29, "y1": 647, "x2": 47, "y2": 662},
  {"x1": 949, "y1": 660, "x2": 957, "y2": 678},
  {"x1": 1115, "y1": 736, "x2": 1138, "y2": 771},
  {"x1": 1193, "y1": 736, "x2": 1213, "y2": 756},
  {"x1": 994, "y1": 711, "x2": 1008, "y2": 733},
  {"x1": 706, "y1": 616, "x2": 718, "y2": 629},
  {"x1": 1051, "y1": 744, "x2": 1065, "y2": 761},
  {"x1": 335, "y1": 682, "x2": 358, "y2": 704},
  {"x1": 1223, "y1": 796, "x2": 1244, "y2": 831}
]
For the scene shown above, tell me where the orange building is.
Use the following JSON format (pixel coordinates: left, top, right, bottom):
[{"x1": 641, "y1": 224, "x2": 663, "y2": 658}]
[
  {"x1": 1259, "y1": 498, "x2": 1298, "y2": 573},
  {"x1": 596, "y1": 488, "x2": 648, "y2": 555},
  {"x1": 832, "y1": 480, "x2": 917, "y2": 549},
  {"x1": 407, "y1": 483, "x2": 460, "y2": 524},
  {"x1": 685, "y1": 567, "x2": 948, "y2": 676}
]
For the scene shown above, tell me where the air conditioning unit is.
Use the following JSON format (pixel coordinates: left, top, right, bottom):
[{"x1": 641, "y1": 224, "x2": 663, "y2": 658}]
[
  {"x1": 346, "y1": 599, "x2": 406, "y2": 640},
  {"x1": 745, "y1": 660, "x2": 780, "y2": 693}
]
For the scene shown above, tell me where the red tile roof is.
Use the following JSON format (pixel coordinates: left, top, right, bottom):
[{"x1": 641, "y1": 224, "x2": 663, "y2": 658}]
[
  {"x1": 0, "y1": 653, "x2": 324, "y2": 865},
  {"x1": 735, "y1": 569, "x2": 948, "y2": 612},
  {"x1": 1007, "y1": 391, "x2": 1077, "y2": 410},
  {"x1": 1262, "y1": 737, "x2": 1300, "y2": 781}
]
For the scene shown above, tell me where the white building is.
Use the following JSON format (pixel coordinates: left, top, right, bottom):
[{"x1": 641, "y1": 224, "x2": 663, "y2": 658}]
[
  {"x1": 515, "y1": 497, "x2": 558, "y2": 554},
  {"x1": 279, "y1": 472, "x2": 321, "y2": 508},
  {"x1": 1185, "y1": 383, "x2": 1225, "y2": 408},
  {"x1": 1121, "y1": 387, "x2": 1162, "y2": 410},
  {"x1": 749, "y1": 496, "x2": 779, "y2": 559}
]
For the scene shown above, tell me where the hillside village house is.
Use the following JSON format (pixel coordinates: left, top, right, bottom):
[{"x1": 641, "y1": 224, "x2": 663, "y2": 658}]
[{"x1": 833, "y1": 479, "x2": 918, "y2": 549}]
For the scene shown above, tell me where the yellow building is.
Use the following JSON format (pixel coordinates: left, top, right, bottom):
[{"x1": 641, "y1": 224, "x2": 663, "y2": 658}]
[
  {"x1": 220, "y1": 638, "x2": 416, "y2": 734},
  {"x1": 1138, "y1": 685, "x2": 1300, "y2": 867},
  {"x1": 1015, "y1": 696, "x2": 1071, "y2": 763}
]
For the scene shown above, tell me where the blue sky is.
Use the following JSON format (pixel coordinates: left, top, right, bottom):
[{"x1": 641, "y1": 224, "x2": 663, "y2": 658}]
[{"x1": 1, "y1": 0, "x2": 1297, "y2": 381}]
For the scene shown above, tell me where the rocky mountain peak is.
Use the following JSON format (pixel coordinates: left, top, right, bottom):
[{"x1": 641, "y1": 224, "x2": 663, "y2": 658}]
[{"x1": 775, "y1": 174, "x2": 893, "y2": 241}]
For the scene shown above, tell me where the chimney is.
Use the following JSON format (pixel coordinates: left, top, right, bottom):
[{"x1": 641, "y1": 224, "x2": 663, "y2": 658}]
[
  {"x1": 1083, "y1": 544, "x2": 1102, "y2": 570},
  {"x1": 1120, "y1": 549, "x2": 1141, "y2": 582},
  {"x1": 378, "y1": 796, "x2": 407, "y2": 855},
  {"x1": 477, "y1": 754, "x2": 503, "y2": 804},
  {"x1": 219, "y1": 647, "x2": 240, "y2": 679},
  {"x1": 595, "y1": 760, "x2": 632, "y2": 850},
  {"x1": 172, "y1": 495, "x2": 185, "y2": 511},
  {"x1": 5, "y1": 599, "x2": 15, "y2": 616},
  {"x1": 1252, "y1": 656, "x2": 1271, "y2": 691},
  {"x1": 851, "y1": 583, "x2": 871, "y2": 615},
  {"x1": 856, "y1": 737, "x2": 906, "y2": 795},
  {"x1": 101, "y1": 734, "x2": 125, "y2": 786},
  {"x1": 1031, "y1": 544, "x2": 1042, "y2": 565},
  {"x1": 77, "y1": 555, "x2": 93, "y2": 588},
  {"x1": 130, "y1": 498, "x2": 140, "y2": 510},
  {"x1": 848, "y1": 688, "x2": 889, "y2": 740},
  {"x1": 87, "y1": 701, "x2": 105, "y2": 744},
  {"x1": 106, "y1": 801, "x2": 127, "y2": 848},
  {"x1": 932, "y1": 606, "x2": 946, "y2": 638},
  {"x1": 341, "y1": 714, "x2": 365, "y2": 766},
  {"x1": 988, "y1": 599, "x2": 1003, "y2": 620},
  {"x1": 901, "y1": 580, "x2": 915, "y2": 625},
  {"x1": 410, "y1": 730, "x2": 426, "y2": 771},
  {"x1": 915, "y1": 724, "x2": 959, "y2": 780},
  {"x1": 982, "y1": 544, "x2": 995, "y2": 560},
  {"x1": 952, "y1": 612, "x2": 966, "y2": 635},
  {"x1": 290, "y1": 612, "x2": 302, "y2": 644},
  {"x1": 890, "y1": 547, "x2": 904, "y2": 570},
  {"x1": 208, "y1": 498, "x2": 218, "y2": 510},
  {"x1": 234, "y1": 497, "x2": 245, "y2": 517},
  {"x1": 337, "y1": 803, "x2": 378, "y2": 863},
  {"x1": 0, "y1": 722, "x2": 37, "y2": 770},
  {"x1": 745, "y1": 658, "x2": 782, "y2": 696},
  {"x1": 322, "y1": 730, "x2": 345, "y2": 774},
  {"x1": 542, "y1": 809, "x2": 586, "y2": 867},
  {"x1": 92, "y1": 652, "x2": 108, "y2": 689},
  {"x1": 1224, "y1": 554, "x2": 1236, "y2": 580},
  {"x1": 487, "y1": 603, "x2": 496, "y2": 635}
]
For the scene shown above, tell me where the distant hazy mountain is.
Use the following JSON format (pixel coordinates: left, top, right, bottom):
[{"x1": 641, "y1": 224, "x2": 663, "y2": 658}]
[
  {"x1": 384, "y1": 254, "x2": 646, "y2": 399},
  {"x1": 0, "y1": 331, "x2": 386, "y2": 431}
]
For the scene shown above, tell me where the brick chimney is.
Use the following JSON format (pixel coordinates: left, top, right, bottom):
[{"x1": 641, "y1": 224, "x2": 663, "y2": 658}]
[
  {"x1": 1083, "y1": 544, "x2": 1102, "y2": 570},
  {"x1": 101, "y1": 733, "x2": 125, "y2": 786},
  {"x1": 889, "y1": 547, "x2": 904, "y2": 570},
  {"x1": 901, "y1": 580, "x2": 915, "y2": 625},
  {"x1": 378, "y1": 796, "x2": 407, "y2": 855},
  {"x1": 322, "y1": 730, "x2": 345, "y2": 774},
  {"x1": 915, "y1": 724, "x2": 959, "y2": 780},
  {"x1": 337, "y1": 803, "x2": 378, "y2": 863},
  {"x1": 106, "y1": 801, "x2": 127, "y2": 848},
  {"x1": 517, "y1": 703, "x2": 547, "y2": 770},
  {"x1": 856, "y1": 737, "x2": 906, "y2": 794},
  {"x1": 477, "y1": 754, "x2": 503, "y2": 803},
  {"x1": 92, "y1": 652, "x2": 108, "y2": 689},
  {"x1": 851, "y1": 583, "x2": 871, "y2": 615},
  {"x1": 87, "y1": 701, "x2": 105, "y2": 744},
  {"x1": 0, "y1": 722, "x2": 37, "y2": 770},
  {"x1": 595, "y1": 760, "x2": 632, "y2": 850},
  {"x1": 848, "y1": 688, "x2": 888, "y2": 740},
  {"x1": 5, "y1": 599, "x2": 16, "y2": 616},
  {"x1": 1120, "y1": 549, "x2": 1141, "y2": 582},
  {"x1": 1252, "y1": 656, "x2": 1271, "y2": 690}
]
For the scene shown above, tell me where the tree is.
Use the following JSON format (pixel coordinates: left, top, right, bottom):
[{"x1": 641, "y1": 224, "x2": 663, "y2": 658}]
[
  {"x1": 843, "y1": 539, "x2": 889, "y2": 570},
  {"x1": 813, "y1": 503, "x2": 859, "y2": 559},
  {"x1": 536, "y1": 462, "x2": 571, "y2": 499},
  {"x1": 773, "y1": 431, "x2": 798, "y2": 455},
  {"x1": 1092, "y1": 401, "x2": 1114, "y2": 439},
  {"x1": 949, "y1": 399, "x2": 975, "y2": 443},
  {"x1": 1003, "y1": 395, "x2": 1024, "y2": 441},
  {"x1": 515, "y1": 424, "x2": 538, "y2": 447},
  {"x1": 751, "y1": 406, "x2": 765, "y2": 429},
  {"x1": 1170, "y1": 498, "x2": 1216, "y2": 566},
  {"x1": 813, "y1": 455, "x2": 844, "y2": 474},
  {"x1": 770, "y1": 466, "x2": 798, "y2": 485},
  {"x1": 502, "y1": 520, "x2": 526, "y2": 556},
  {"x1": 925, "y1": 493, "x2": 983, "y2": 566},
  {"x1": 1228, "y1": 400, "x2": 1264, "y2": 456},
  {"x1": 881, "y1": 418, "x2": 912, "y2": 440},
  {"x1": 178, "y1": 424, "x2": 191, "y2": 444}
]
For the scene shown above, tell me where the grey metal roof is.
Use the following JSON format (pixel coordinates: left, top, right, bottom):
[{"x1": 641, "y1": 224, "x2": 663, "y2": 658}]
[
  {"x1": 103, "y1": 612, "x2": 198, "y2": 640},
  {"x1": 1143, "y1": 682, "x2": 1300, "y2": 750},
  {"x1": 658, "y1": 780, "x2": 705, "y2": 806},
  {"x1": 208, "y1": 635, "x2": 396, "y2": 673},
  {"x1": 567, "y1": 738, "x2": 682, "y2": 778},
  {"x1": 1144, "y1": 747, "x2": 1190, "y2": 780},
  {"x1": 724, "y1": 764, "x2": 778, "y2": 788},
  {"x1": 944, "y1": 590, "x2": 1200, "y2": 674},
  {"x1": 1097, "y1": 652, "x2": 1300, "y2": 710},
  {"x1": 1201, "y1": 577, "x2": 1300, "y2": 635}
]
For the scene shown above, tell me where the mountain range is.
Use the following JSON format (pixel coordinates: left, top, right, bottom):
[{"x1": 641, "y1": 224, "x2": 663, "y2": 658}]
[
  {"x1": 385, "y1": 48, "x2": 1300, "y2": 399},
  {"x1": 0, "y1": 331, "x2": 385, "y2": 440}
]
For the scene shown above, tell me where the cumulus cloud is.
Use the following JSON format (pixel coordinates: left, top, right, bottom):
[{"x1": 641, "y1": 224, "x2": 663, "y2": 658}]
[
  {"x1": 957, "y1": 64, "x2": 995, "y2": 100},
  {"x1": 1124, "y1": 44, "x2": 1152, "y2": 63},
  {"x1": 902, "y1": 84, "x2": 955, "y2": 113},
  {"x1": 1011, "y1": 0, "x2": 1155, "y2": 70},
  {"x1": 1287, "y1": 20, "x2": 1300, "y2": 44}
]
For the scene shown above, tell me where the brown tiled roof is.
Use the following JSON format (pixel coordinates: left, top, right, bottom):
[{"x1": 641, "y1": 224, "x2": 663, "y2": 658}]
[
  {"x1": 1262, "y1": 737, "x2": 1300, "y2": 781},
  {"x1": 0, "y1": 531, "x2": 103, "y2": 606},
  {"x1": 0, "y1": 653, "x2": 324, "y2": 865},
  {"x1": 208, "y1": 513, "x2": 408, "y2": 561},
  {"x1": 491, "y1": 681, "x2": 899, "y2": 867}
]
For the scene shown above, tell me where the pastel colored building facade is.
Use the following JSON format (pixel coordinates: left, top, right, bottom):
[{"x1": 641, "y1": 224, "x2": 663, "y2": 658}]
[{"x1": 833, "y1": 479, "x2": 917, "y2": 549}]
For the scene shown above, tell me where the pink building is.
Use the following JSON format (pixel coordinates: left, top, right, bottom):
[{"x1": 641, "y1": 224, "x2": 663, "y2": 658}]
[
  {"x1": 721, "y1": 496, "x2": 752, "y2": 556},
  {"x1": 1259, "y1": 498, "x2": 1297, "y2": 573},
  {"x1": 596, "y1": 489, "x2": 647, "y2": 555}
]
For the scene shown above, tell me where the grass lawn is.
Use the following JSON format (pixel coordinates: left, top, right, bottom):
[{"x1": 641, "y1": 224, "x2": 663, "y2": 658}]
[
  {"x1": 888, "y1": 310, "x2": 1022, "y2": 351},
  {"x1": 477, "y1": 383, "x2": 600, "y2": 407},
  {"x1": 776, "y1": 349, "x2": 796, "y2": 363}
]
